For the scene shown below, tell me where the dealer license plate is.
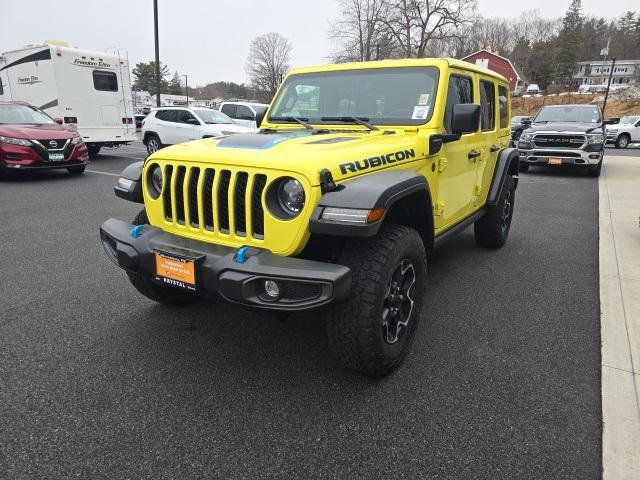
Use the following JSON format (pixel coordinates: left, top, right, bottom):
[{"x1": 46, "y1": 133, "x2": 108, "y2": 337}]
[
  {"x1": 154, "y1": 251, "x2": 197, "y2": 291},
  {"x1": 548, "y1": 157, "x2": 562, "y2": 165},
  {"x1": 49, "y1": 153, "x2": 65, "y2": 161}
]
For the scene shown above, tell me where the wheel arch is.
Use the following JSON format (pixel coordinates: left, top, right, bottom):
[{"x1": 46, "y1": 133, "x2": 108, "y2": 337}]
[
  {"x1": 143, "y1": 131, "x2": 160, "y2": 145},
  {"x1": 487, "y1": 147, "x2": 519, "y2": 206}
]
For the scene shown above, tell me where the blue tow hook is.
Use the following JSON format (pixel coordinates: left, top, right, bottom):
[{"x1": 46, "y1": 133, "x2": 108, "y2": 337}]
[
  {"x1": 235, "y1": 246, "x2": 249, "y2": 264},
  {"x1": 130, "y1": 225, "x2": 144, "y2": 239}
]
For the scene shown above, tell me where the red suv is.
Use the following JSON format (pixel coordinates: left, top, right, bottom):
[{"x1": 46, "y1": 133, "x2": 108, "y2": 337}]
[{"x1": 0, "y1": 101, "x2": 89, "y2": 175}]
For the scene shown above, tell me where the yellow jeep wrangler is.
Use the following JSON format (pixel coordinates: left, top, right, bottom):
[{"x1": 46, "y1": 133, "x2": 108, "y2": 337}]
[{"x1": 101, "y1": 58, "x2": 519, "y2": 376}]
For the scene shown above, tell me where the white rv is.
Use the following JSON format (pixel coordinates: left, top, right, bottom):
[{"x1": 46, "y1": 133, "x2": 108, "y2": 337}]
[{"x1": 0, "y1": 41, "x2": 137, "y2": 157}]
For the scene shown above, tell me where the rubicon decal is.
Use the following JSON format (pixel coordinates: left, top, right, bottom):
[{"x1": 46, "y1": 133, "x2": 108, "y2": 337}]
[{"x1": 339, "y1": 149, "x2": 416, "y2": 174}]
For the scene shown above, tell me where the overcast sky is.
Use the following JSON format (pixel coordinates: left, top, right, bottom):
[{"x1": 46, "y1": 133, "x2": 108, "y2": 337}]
[{"x1": 2, "y1": 0, "x2": 637, "y2": 87}]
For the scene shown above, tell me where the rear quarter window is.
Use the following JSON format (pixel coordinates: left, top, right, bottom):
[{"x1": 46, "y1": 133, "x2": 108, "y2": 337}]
[{"x1": 498, "y1": 85, "x2": 509, "y2": 129}]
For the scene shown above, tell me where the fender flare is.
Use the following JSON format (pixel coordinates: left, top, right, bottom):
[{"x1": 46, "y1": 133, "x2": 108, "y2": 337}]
[
  {"x1": 114, "y1": 161, "x2": 144, "y2": 203},
  {"x1": 486, "y1": 147, "x2": 519, "y2": 206},
  {"x1": 309, "y1": 170, "x2": 433, "y2": 240},
  {"x1": 142, "y1": 131, "x2": 159, "y2": 145}
]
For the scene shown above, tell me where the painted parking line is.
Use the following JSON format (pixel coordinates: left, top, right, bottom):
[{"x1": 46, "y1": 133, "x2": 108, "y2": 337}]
[{"x1": 86, "y1": 169, "x2": 120, "y2": 177}]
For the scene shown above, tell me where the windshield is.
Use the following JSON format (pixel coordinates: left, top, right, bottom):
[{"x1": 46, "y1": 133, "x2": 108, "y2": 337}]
[
  {"x1": 268, "y1": 67, "x2": 439, "y2": 126},
  {"x1": 194, "y1": 109, "x2": 234, "y2": 124},
  {"x1": 619, "y1": 115, "x2": 640, "y2": 125},
  {"x1": 534, "y1": 106, "x2": 601, "y2": 124},
  {"x1": 0, "y1": 104, "x2": 55, "y2": 124}
]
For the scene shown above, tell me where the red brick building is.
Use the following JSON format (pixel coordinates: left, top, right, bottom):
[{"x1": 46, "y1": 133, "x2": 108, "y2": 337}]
[{"x1": 461, "y1": 49, "x2": 527, "y2": 94}]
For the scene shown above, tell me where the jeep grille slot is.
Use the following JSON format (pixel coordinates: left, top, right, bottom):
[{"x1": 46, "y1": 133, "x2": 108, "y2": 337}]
[
  {"x1": 251, "y1": 174, "x2": 267, "y2": 238},
  {"x1": 202, "y1": 169, "x2": 215, "y2": 231},
  {"x1": 188, "y1": 168, "x2": 200, "y2": 227},
  {"x1": 162, "y1": 165, "x2": 174, "y2": 221},
  {"x1": 159, "y1": 165, "x2": 268, "y2": 243},
  {"x1": 217, "y1": 170, "x2": 231, "y2": 233},
  {"x1": 234, "y1": 172, "x2": 249, "y2": 236},
  {"x1": 174, "y1": 166, "x2": 187, "y2": 224}
]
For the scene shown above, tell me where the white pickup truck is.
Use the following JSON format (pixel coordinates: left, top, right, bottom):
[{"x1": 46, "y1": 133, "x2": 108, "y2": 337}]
[{"x1": 606, "y1": 115, "x2": 640, "y2": 149}]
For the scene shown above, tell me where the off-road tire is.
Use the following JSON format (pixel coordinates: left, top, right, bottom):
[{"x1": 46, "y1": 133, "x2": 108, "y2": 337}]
[
  {"x1": 474, "y1": 174, "x2": 516, "y2": 248},
  {"x1": 126, "y1": 209, "x2": 201, "y2": 306},
  {"x1": 87, "y1": 145, "x2": 101, "y2": 159},
  {"x1": 146, "y1": 135, "x2": 162, "y2": 154},
  {"x1": 327, "y1": 224, "x2": 427, "y2": 377},
  {"x1": 615, "y1": 134, "x2": 630, "y2": 149},
  {"x1": 519, "y1": 163, "x2": 529, "y2": 172},
  {"x1": 588, "y1": 159, "x2": 603, "y2": 177},
  {"x1": 67, "y1": 165, "x2": 85, "y2": 175}
]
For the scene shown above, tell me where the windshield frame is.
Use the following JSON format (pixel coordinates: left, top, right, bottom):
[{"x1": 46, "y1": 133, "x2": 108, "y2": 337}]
[
  {"x1": 0, "y1": 104, "x2": 57, "y2": 125},
  {"x1": 267, "y1": 66, "x2": 440, "y2": 127},
  {"x1": 533, "y1": 105, "x2": 602, "y2": 124}
]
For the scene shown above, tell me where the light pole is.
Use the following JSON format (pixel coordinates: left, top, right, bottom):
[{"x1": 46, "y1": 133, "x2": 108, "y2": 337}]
[
  {"x1": 153, "y1": 0, "x2": 160, "y2": 107},
  {"x1": 182, "y1": 74, "x2": 189, "y2": 106}
]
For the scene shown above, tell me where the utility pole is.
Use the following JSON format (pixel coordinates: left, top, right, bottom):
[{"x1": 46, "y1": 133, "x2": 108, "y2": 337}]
[
  {"x1": 153, "y1": 0, "x2": 161, "y2": 107},
  {"x1": 602, "y1": 57, "x2": 616, "y2": 119},
  {"x1": 182, "y1": 74, "x2": 189, "y2": 106}
]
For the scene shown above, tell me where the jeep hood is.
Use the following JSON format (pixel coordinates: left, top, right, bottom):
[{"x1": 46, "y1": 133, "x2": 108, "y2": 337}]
[{"x1": 149, "y1": 129, "x2": 426, "y2": 185}]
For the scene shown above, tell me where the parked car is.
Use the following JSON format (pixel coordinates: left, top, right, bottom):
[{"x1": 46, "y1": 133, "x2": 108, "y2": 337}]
[
  {"x1": 134, "y1": 106, "x2": 151, "y2": 129},
  {"x1": 606, "y1": 115, "x2": 640, "y2": 149},
  {"x1": 510, "y1": 115, "x2": 531, "y2": 141},
  {"x1": 0, "y1": 101, "x2": 89, "y2": 175},
  {"x1": 219, "y1": 101, "x2": 269, "y2": 129},
  {"x1": 526, "y1": 84, "x2": 542, "y2": 94},
  {"x1": 141, "y1": 106, "x2": 253, "y2": 154},
  {"x1": 101, "y1": 58, "x2": 519, "y2": 376},
  {"x1": 517, "y1": 104, "x2": 607, "y2": 176}
]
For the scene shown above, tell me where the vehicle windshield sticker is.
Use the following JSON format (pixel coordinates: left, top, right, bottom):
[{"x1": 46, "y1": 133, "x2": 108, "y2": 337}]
[
  {"x1": 412, "y1": 106, "x2": 430, "y2": 120},
  {"x1": 418, "y1": 93, "x2": 431, "y2": 105}
]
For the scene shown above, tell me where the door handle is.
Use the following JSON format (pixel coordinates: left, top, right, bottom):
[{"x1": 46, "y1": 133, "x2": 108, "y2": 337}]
[
  {"x1": 490, "y1": 145, "x2": 501, "y2": 153},
  {"x1": 468, "y1": 150, "x2": 481, "y2": 160}
]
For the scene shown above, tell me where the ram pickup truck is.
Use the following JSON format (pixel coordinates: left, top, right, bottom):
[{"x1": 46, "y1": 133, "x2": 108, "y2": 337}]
[
  {"x1": 100, "y1": 58, "x2": 519, "y2": 376},
  {"x1": 517, "y1": 104, "x2": 605, "y2": 177},
  {"x1": 606, "y1": 115, "x2": 640, "y2": 149}
]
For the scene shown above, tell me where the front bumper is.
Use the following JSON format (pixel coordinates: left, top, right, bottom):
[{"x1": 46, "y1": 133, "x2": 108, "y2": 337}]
[
  {"x1": 0, "y1": 157, "x2": 89, "y2": 170},
  {"x1": 517, "y1": 143, "x2": 603, "y2": 166},
  {"x1": 100, "y1": 218, "x2": 351, "y2": 311}
]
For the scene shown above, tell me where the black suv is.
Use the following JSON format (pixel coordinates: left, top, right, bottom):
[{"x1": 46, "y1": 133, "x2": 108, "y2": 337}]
[{"x1": 517, "y1": 105, "x2": 606, "y2": 177}]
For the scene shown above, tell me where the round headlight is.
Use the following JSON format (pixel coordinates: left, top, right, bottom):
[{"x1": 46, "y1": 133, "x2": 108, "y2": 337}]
[
  {"x1": 277, "y1": 178, "x2": 305, "y2": 215},
  {"x1": 150, "y1": 165, "x2": 163, "y2": 193}
]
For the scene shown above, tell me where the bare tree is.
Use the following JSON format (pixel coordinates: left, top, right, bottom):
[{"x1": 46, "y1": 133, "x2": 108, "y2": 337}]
[
  {"x1": 245, "y1": 33, "x2": 292, "y2": 98},
  {"x1": 331, "y1": 0, "x2": 391, "y2": 62},
  {"x1": 382, "y1": 0, "x2": 477, "y2": 58}
]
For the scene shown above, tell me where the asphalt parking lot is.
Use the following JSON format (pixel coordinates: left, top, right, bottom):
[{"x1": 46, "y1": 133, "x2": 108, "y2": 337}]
[{"x1": 1, "y1": 142, "x2": 637, "y2": 479}]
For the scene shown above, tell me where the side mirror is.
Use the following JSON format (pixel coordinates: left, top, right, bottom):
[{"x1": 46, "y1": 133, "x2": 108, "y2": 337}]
[
  {"x1": 452, "y1": 104, "x2": 480, "y2": 135},
  {"x1": 54, "y1": 117, "x2": 63, "y2": 125},
  {"x1": 603, "y1": 118, "x2": 619, "y2": 125},
  {"x1": 187, "y1": 118, "x2": 200, "y2": 125},
  {"x1": 521, "y1": 117, "x2": 532, "y2": 125}
]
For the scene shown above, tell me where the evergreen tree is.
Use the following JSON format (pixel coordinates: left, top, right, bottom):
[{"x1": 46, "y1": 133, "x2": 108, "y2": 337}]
[
  {"x1": 556, "y1": 0, "x2": 584, "y2": 85},
  {"x1": 168, "y1": 71, "x2": 183, "y2": 95},
  {"x1": 132, "y1": 61, "x2": 170, "y2": 96}
]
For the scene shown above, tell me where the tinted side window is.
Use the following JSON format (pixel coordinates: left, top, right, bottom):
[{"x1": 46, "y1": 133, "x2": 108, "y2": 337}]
[
  {"x1": 498, "y1": 85, "x2": 509, "y2": 129},
  {"x1": 93, "y1": 70, "x2": 118, "y2": 92},
  {"x1": 156, "y1": 110, "x2": 178, "y2": 122},
  {"x1": 444, "y1": 75, "x2": 473, "y2": 134},
  {"x1": 480, "y1": 80, "x2": 495, "y2": 131},
  {"x1": 221, "y1": 104, "x2": 237, "y2": 118},
  {"x1": 236, "y1": 105, "x2": 255, "y2": 120},
  {"x1": 0, "y1": 79, "x2": 3, "y2": 95},
  {"x1": 177, "y1": 110, "x2": 197, "y2": 124}
]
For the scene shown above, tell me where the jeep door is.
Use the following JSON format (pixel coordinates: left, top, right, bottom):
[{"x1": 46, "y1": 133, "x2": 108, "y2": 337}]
[{"x1": 436, "y1": 71, "x2": 481, "y2": 230}]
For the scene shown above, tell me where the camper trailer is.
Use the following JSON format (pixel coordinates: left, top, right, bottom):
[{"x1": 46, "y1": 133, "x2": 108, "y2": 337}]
[{"x1": 0, "y1": 41, "x2": 137, "y2": 158}]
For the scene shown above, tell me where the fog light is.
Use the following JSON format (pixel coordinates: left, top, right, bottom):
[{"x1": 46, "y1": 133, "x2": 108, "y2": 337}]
[{"x1": 264, "y1": 280, "x2": 280, "y2": 298}]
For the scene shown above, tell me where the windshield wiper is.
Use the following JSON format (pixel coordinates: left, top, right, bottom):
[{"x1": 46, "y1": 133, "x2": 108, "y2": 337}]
[
  {"x1": 320, "y1": 116, "x2": 379, "y2": 131},
  {"x1": 268, "y1": 116, "x2": 313, "y2": 130}
]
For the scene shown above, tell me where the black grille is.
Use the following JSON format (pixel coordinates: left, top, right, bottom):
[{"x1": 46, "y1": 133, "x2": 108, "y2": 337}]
[
  {"x1": 163, "y1": 165, "x2": 174, "y2": 220},
  {"x1": 188, "y1": 168, "x2": 200, "y2": 227},
  {"x1": 283, "y1": 283, "x2": 322, "y2": 301},
  {"x1": 217, "y1": 170, "x2": 231, "y2": 233},
  {"x1": 533, "y1": 134, "x2": 585, "y2": 148},
  {"x1": 174, "y1": 166, "x2": 186, "y2": 224},
  {"x1": 202, "y1": 169, "x2": 215, "y2": 230},
  {"x1": 234, "y1": 172, "x2": 249, "y2": 236},
  {"x1": 252, "y1": 174, "x2": 267, "y2": 238}
]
